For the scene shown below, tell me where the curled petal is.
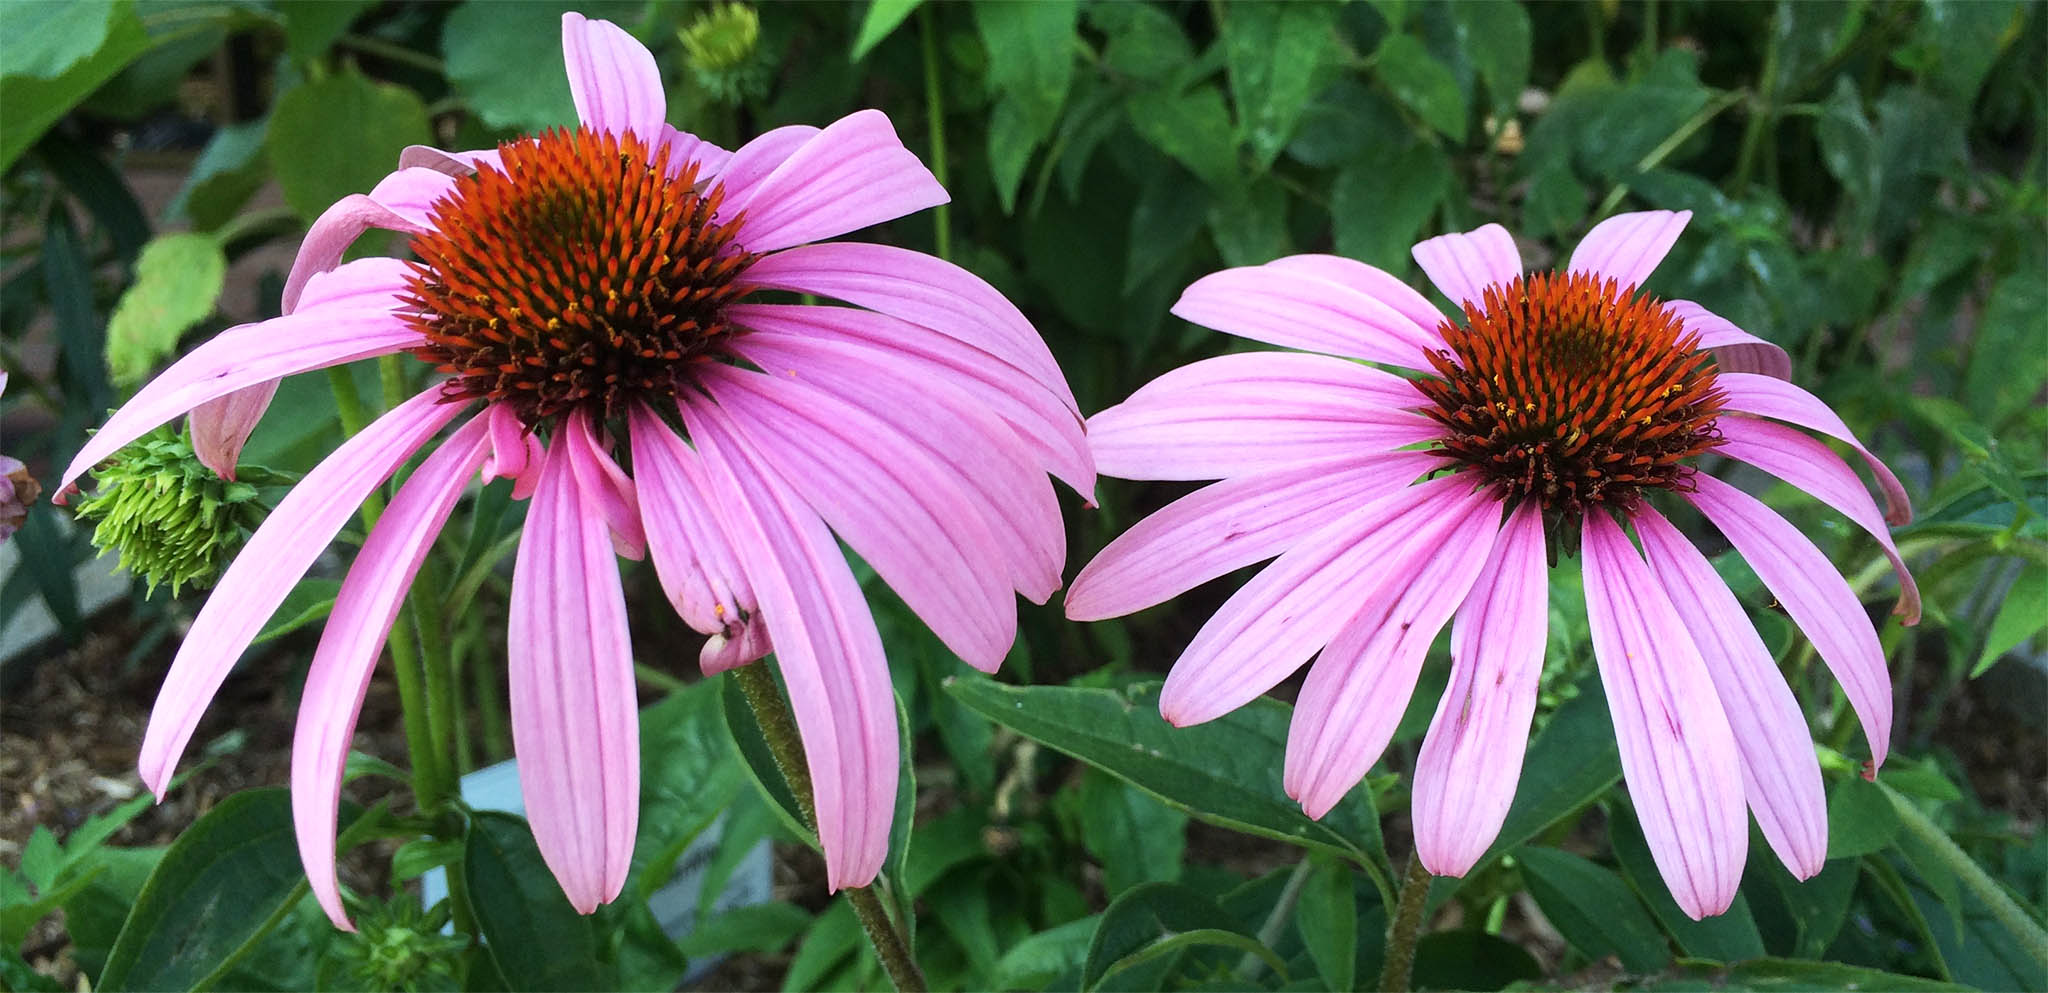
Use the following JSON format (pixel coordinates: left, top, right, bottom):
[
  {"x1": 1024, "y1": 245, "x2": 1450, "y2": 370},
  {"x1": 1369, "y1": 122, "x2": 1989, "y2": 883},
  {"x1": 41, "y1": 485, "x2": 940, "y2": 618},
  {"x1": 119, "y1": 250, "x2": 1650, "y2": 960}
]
[
  {"x1": 628, "y1": 404, "x2": 762, "y2": 670},
  {"x1": 657, "y1": 123, "x2": 733, "y2": 181},
  {"x1": 1567, "y1": 210, "x2": 1691, "y2": 292},
  {"x1": 188, "y1": 383, "x2": 277, "y2": 480},
  {"x1": 719, "y1": 110, "x2": 947, "y2": 253},
  {"x1": 398, "y1": 143, "x2": 503, "y2": 177},
  {"x1": 1667, "y1": 300, "x2": 1791, "y2": 380},
  {"x1": 1716, "y1": 372, "x2": 1910, "y2": 526},
  {"x1": 561, "y1": 11, "x2": 666, "y2": 139},
  {"x1": 481, "y1": 402, "x2": 545, "y2": 497},
  {"x1": 280, "y1": 172, "x2": 449, "y2": 313},
  {"x1": 1171, "y1": 263, "x2": 1443, "y2": 368},
  {"x1": 1411, "y1": 223, "x2": 1522, "y2": 308}
]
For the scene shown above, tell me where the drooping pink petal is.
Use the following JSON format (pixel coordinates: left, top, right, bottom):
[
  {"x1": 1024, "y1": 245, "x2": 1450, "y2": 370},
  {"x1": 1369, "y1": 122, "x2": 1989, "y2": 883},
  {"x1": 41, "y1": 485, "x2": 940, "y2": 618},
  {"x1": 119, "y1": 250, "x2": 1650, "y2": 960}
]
[
  {"x1": 627, "y1": 404, "x2": 764, "y2": 673},
  {"x1": 561, "y1": 12, "x2": 665, "y2": 139},
  {"x1": 701, "y1": 364, "x2": 1017, "y2": 671},
  {"x1": 1087, "y1": 352, "x2": 1440, "y2": 481},
  {"x1": 480, "y1": 402, "x2": 545, "y2": 499},
  {"x1": 1284, "y1": 490, "x2": 1502, "y2": 818},
  {"x1": 62, "y1": 291, "x2": 422, "y2": 492},
  {"x1": 294, "y1": 415, "x2": 492, "y2": 930},
  {"x1": 565, "y1": 420, "x2": 645, "y2": 560},
  {"x1": 280, "y1": 171, "x2": 450, "y2": 313},
  {"x1": 1581, "y1": 512, "x2": 1747, "y2": 921},
  {"x1": 1567, "y1": 210, "x2": 1691, "y2": 292},
  {"x1": 1066, "y1": 451, "x2": 1436, "y2": 622},
  {"x1": 732, "y1": 304, "x2": 1093, "y2": 495},
  {"x1": 1717, "y1": 416, "x2": 1921, "y2": 623},
  {"x1": 682, "y1": 395, "x2": 896, "y2": 890},
  {"x1": 1157, "y1": 475, "x2": 1486, "y2": 727},
  {"x1": 717, "y1": 110, "x2": 947, "y2": 254},
  {"x1": 1411, "y1": 502, "x2": 1548, "y2": 876},
  {"x1": 733, "y1": 334, "x2": 1065, "y2": 602},
  {"x1": 1170, "y1": 263, "x2": 1443, "y2": 368},
  {"x1": 1716, "y1": 372, "x2": 1911, "y2": 526},
  {"x1": 398, "y1": 143, "x2": 503, "y2": 177},
  {"x1": 1410, "y1": 222, "x2": 1522, "y2": 308},
  {"x1": 1263, "y1": 254, "x2": 1450, "y2": 345},
  {"x1": 1635, "y1": 506, "x2": 1828, "y2": 879},
  {"x1": 1667, "y1": 300, "x2": 1792, "y2": 380},
  {"x1": 1687, "y1": 473, "x2": 1893, "y2": 771},
  {"x1": 189, "y1": 383, "x2": 277, "y2": 480},
  {"x1": 742, "y1": 242, "x2": 1077, "y2": 414},
  {"x1": 507, "y1": 410, "x2": 639, "y2": 914},
  {"x1": 138, "y1": 390, "x2": 464, "y2": 795}
]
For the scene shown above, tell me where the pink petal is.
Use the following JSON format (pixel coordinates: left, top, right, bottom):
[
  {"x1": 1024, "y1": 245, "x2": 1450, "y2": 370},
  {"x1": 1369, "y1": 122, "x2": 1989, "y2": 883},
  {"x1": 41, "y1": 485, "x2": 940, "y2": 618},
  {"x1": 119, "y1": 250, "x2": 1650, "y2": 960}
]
[
  {"x1": 1687, "y1": 473, "x2": 1893, "y2": 771},
  {"x1": 1716, "y1": 416, "x2": 1921, "y2": 623},
  {"x1": 398, "y1": 143, "x2": 503, "y2": 177},
  {"x1": 1566, "y1": 210, "x2": 1691, "y2": 291},
  {"x1": 62, "y1": 292, "x2": 421, "y2": 493},
  {"x1": 189, "y1": 383, "x2": 277, "y2": 480},
  {"x1": 1635, "y1": 506, "x2": 1828, "y2": 880},
  {"x1": 564, "y1": 421, "x2": 645, "y2": 560},
  {"x1": 1285, "y1": 490, "x2": 1502, "y2": 818},
  {"x1": 719, "y1": 110, "x2": 946, "y2": 253},
  {"x1": 710, "y1": 124, "x2": 820, "y2": 203},
  {"x1": 743, "y1": 242, "x2": 1076, "y2": 414},
  {"x1": 627, "y1": 404, "x2": 763, "y2": 671},
  {"x1": 1087, "y1": 352, "x2": 1440, "y2": 481},
  {"x1": 1158, "y1": 476, "x2": 1487, "y2": 727},
  {"x1": 1716, "y1": 372, "x2": 1911, "y2": 526},
  {"x1": 1582, "y1": 512, "x2": 1747, "y2": 920},
  {"x1": 138, "y1": 391, "x2": 463, "y2": 795},
  {"x1": 1411, "y1": 502, "x2": 1548, "y2": 876},
  {"x1": 561, "y1": 12, "x2": 665, "y2": 139},
  {"x1": 1262, "y1": 254, "x2": 1450, "y2": 343},
  {"x1": 656, "y1": 123, "x2": 733, "y2": 180},
  {"x1": 1667, "y1": 300, "x2": 1792, "y2": 380},
  {"x1": 1410, "y1": 223, "x2": 1522, "y2": 308},
  {"x1": 481, "y1": 402, "x2": 545, "y2": 498},
  {"x1": 702, "y1": 365, "x2": 1017, "y2": 671},
  {"x1": 733, "y1": 334, "x2": 1065, "y2": 603},
  {"x1": 732, "y1": 303, "x2": 1092, "y2": 495},
  {"x1": 1065, "y1": 451, "x2": 1436, "y2": 622},
  {"x1": 294, "y1": 415, "x2": 492, "y2": 930},
  {"x1": 507, "y1": 411, "x2": 640, "y2": 914},
  {"x1": 280, "y1": 171, "x2": 450, "y2": 313},
  {"x1": 683, "y1": 395, "x2": 896, "y2": 890},
  {"x1": 1171, "y1": 263, "x2": 1443, "y2": 368}
]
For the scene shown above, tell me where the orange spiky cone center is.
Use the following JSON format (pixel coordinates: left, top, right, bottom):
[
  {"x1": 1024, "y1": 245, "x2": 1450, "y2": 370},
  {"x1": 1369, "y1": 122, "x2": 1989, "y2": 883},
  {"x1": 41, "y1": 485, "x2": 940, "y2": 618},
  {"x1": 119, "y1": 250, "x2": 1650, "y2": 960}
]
[
  {"x1": 402, "y1": 127, "x2": 757, "y2": 426},
  {"x1": 1415, "y1": 271, "x2": 1725, "y2": 545}
]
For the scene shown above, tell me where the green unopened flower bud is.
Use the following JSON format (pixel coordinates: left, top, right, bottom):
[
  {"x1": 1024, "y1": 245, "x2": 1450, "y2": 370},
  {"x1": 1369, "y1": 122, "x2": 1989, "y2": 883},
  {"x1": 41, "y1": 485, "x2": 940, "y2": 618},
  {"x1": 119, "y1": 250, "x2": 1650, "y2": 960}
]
[
  {"x1": 72, "y1": 430, "x2": 263, "y2": 596},
  {"x1": 679, "y1": 3, "x2": 773, "y2": 102},
  {"x1": 324, "y1": 896, "x2": 467, "y2": 993}
]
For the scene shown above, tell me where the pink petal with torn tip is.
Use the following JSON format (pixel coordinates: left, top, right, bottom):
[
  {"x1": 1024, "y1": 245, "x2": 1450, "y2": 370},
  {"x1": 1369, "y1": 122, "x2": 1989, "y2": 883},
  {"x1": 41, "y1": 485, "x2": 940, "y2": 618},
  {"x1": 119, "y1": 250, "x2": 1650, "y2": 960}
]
[
  {"x1": 1567, "y1": 210, "x2": 1691, "y2": 291},
  {"x1": 1411, "y1": 223, "x2": 1522, "y2": 308}
]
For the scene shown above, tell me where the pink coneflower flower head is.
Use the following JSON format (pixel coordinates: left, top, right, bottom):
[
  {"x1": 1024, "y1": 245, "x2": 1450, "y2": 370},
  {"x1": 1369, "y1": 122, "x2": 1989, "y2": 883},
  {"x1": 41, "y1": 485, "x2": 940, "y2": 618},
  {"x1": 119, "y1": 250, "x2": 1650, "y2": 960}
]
[
  {"x1": 59, "y1": 13, "x2": 1088, "y2": 929},
  {"x1": 1067, "y1": 211, "x2": 1917, "y2": 920},
  {"x1": 0, "y1": 372, "x2": 38, "y2": 542}
]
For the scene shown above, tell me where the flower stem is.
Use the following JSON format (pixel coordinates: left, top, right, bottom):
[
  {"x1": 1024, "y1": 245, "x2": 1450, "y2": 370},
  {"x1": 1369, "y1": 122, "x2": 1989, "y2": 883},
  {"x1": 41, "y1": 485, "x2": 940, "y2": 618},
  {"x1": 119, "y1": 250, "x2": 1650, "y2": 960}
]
[
  {"x1": 918, "y1": 4, "x2": 951, "y2": 262},
  {"x1": 1377, "y1": 857, "x2": 1434, "y2": 993},
  {"x1": 1881, "y1": 780, "x2": 2048, "y2": 972},
  {"x1": 733, "y1": 661, "x2": 927, "y2": 992}
]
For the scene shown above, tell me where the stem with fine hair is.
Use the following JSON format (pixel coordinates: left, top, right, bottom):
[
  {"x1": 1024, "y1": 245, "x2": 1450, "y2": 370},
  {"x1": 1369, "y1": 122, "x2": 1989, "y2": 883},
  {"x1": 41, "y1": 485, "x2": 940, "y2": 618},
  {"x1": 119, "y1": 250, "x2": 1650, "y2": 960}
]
[
  {"x1": 1378, "y1": 857, "x2": 1435, "y2": 993},
  {"x1": 733, "y1": 661, "x2": 927, "y2": 992},
  {"x1": 1881, "y1": 781, "x2": 2048, "y2": 972},
  {"x1": 919, "y1": 4, "x2": 951, "y2": 262}
]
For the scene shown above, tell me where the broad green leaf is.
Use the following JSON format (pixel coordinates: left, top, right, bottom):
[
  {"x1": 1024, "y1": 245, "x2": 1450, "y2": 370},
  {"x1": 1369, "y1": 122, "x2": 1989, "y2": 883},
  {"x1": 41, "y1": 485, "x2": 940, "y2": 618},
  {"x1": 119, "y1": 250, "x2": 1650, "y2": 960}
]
[
  {"x1": 1610, "y1": 810, "x2": 1767, "y2": 962},
  {"x1": 629, "y1": 678, "x2": 745, "y2": 903},
  {"x1": 1373, "y1": 33, "x2": 1465, "y2": 140},
  {"x1": 1448, "y1": 0, "x2": 1531, "y2": 117},
  {"x1": 783, "y1": 899, "x2": 861, "y2": 993},
  {"x1": 0, "y1": 3, "x2": 150, "y2": 173},
  {"x1": 464, "y1": 811, "x2": 610, "y2": 992},
  {"x1": 1296, "y1": 859, "x2": 1358, "y2": 992},
  {"x1": 990, "y1": 915, "x2": 1098, "y2": 992},
  {"x1": 1220, "y1": 0, "x2": 1337, "y2": 170},
  {"x1": 1410, "y1": 930, "x2": 1542, "y2": 991},
  {"x1": 267, "y1": 67, "x2": 430, "y2": 224},
  {"x1": 1826, "y1": 774, "x2": 1903, "y2": 859},
  {"x1": 1081, "y1": 882, "x2": 1254, "y2": 991},
  {"x1": 1973, "y1": 562, "x2": 2048, "y2": 677},
  {"x1": 1076, "y1": 769, "x2": 1187, "y2": 897},
  {"x1": 105, "y1": 232, "x2": 225, "y2": 386},
  {"x1": 166, "y1": 120, "x2": 269, "y2": 231},
  {"x1": 676, "y1": 901, "x2": 814, "y2": 957},
  {"x1": 1750, "y1": 855, "x2": 1858, "y2": 960},
  {"x1": 1099, "y1": 928, "x2": 1286, "y2": 988},
  {"x1": 441, "y1": 0, "x2": 637, "y2": 135},
  {"x1": 1123, "y1": 170, "x2": 1209, "y2": 293},
  {"x1": 945, "y1": 678, "x2": 1388, "y2": 879},
  {"x1": 52, "y1": 847, "x2": 163, "y2": 980},
  {"x1": 1, "y1": 0, "x2": 120, "y2": 79},
  {"x1": 850, "y1": 0, "x2": 921, "y2": 61},
  {"x1": 973, "y1": 0, "x2": 1078, "y2": 211},
  {"x1": 100, "y1": 790, "x2": 326, "y2": 992},
  {"x1": 1894, "y1": 0, "x2": 2027, "y2": 108},
  {"x1": 1963, "y1": 273, "x2": 2048, "y2": 429},
  {"x1": 927, "y1": 868, "x2": 1003, "y2": 978},
  {"x1": 1127, "y1": 83, "x2": 1241, "y2": 189},
  {"x1": 283, "y1": 0, "x2": 378, "y2": 66},
  {"x1": 1332, "y1": 140, "x2": 1449, "y2": 274},
  {"x1": 1515, "y1": 846, "x2": 1671, "y2": 973},
  {"x1": 251, "y1": 578, "x2": 341, "y2": 645},
  {"x1": 1721, "y1": 957, "x2": 1970, "y2": 991},
  {"x1": 1287, "y1": 78, "x2": 1407, "y2": 170},
  {"x1": 1092, "y1": 2, "x2": 1193, "y2": 82},
  {"x1": 1206, "y1": 179, "x2": 1291, "y2": 268}
]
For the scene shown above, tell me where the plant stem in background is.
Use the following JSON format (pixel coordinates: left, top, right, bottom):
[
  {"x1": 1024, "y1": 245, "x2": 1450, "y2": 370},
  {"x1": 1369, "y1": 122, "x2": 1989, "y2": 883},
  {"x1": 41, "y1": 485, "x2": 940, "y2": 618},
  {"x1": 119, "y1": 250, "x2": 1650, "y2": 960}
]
[
  {"x1": 733, "y1": 661, "x2": 928, "y2": 992},
  {"x1": 1378, "y1": 857, "x2": 1434, "y2": 993},
  {"x1": 919, "y1": 4, "x2": 951, "y2": 263},
  {"x1": 1729, "y1": 4, "x2": 1785, "y2": 196},
  {"x1": 1882, "y1": 781, "x2": 2048, "y2": 974}
]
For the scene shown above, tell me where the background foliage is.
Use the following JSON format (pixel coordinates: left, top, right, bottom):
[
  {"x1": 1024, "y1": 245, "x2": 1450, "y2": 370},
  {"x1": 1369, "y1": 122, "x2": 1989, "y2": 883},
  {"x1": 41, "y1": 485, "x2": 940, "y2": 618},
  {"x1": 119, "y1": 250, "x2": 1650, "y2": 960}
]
[{"x1": 2, "y1": 1, "x2": 2044, "y2": 991}]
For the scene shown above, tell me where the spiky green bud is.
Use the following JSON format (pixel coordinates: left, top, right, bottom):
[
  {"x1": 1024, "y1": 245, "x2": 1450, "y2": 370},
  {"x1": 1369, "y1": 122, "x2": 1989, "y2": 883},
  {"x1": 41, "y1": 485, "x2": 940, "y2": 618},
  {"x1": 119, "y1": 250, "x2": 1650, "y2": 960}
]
[
  {"x1": 679, "y1": 3, "x2": 773, "y2": 102},
  {"x1": 71, "y1": 430, "x2": 263, "y2": 596},
  {"x1": 324, "y1": 895, "x2": 468, "y2": 993}
]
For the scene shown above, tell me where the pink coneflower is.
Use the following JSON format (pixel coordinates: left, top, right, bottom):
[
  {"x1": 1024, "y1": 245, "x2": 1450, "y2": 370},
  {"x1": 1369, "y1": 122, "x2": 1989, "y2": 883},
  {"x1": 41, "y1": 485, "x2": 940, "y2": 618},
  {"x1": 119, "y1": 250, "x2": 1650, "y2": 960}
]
[
  {"x1": 1066, "y1": 211, "x2": 1917, "y2": 919},
  {"x1": 1, "y1": 372, "x2": 37, "y2": 541},
  {"x1": 59, "y1": 13, "x2": 1087, "y2": 928}
]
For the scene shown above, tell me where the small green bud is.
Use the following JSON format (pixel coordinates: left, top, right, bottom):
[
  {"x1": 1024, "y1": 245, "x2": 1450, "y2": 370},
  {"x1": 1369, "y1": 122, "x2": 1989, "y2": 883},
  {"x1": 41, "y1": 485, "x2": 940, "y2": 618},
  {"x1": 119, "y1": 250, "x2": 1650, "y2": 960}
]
[
  {"x1": 679, "y1": 3, "x2": 773, "y2": 102},
  {"x1": 325, "y1": 896, "x2": 468, "y2": 993},
  {"x1": 72, "y1": 430, "x2": 264, "y2": 596}
]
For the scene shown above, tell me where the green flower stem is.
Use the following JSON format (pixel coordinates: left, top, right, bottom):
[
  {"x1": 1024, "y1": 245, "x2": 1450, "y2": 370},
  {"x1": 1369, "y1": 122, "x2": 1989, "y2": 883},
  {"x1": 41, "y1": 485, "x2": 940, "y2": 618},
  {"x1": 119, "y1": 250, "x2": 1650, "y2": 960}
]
[
  {"x1": 1880, "y1": 780, "x2": 2048, "y2": 971},
  {"x1": 919, "y1": 4, "x2": 951, "y2": 263},
  {"x1": 733, "y1": 661, "x2": 928, "y2": 992},
  {"x1": 1377, "y1": 857, "x2": 1434, "y2": 993},
  {"x1": 1236, "y1": 857, "x2": 1313, "y2": 981}
]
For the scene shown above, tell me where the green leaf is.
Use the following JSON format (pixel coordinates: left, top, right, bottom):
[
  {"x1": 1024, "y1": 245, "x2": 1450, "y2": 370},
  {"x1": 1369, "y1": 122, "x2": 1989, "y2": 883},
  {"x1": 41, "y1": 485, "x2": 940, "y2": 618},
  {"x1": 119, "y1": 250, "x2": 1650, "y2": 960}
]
[
  {"x1": 1332, "y1": 140, "x2": 1448, "y2": 274},
  {"x1": 677, "y1": 901, "x2": 814, "y2": 957},
  {"x1": 1894, "y1": 0, "x2": 2027, "y2": 108},
  {"x1": 104, "y1": 232, "x2": 226, "y2": 386},
  {"x1": 99, "y1": 790, "x2": 323, "y2": 992},
  {"x1": 0, "y1": 2, "x2": 150, "y2": 173},
  {"x1": 1103, "y1": 928, "x2": 1287, "y2": 988},
  {"x1": 990, "y1": 915, "x2": 1098, "y2": 991},
  {"x1": 1127, "y1": 83, "x2": 1241, "y2": 190},
  {"x1": 1964, "y1": 273, "x2": 2048, "y2": 429},
  {"x1": 1826, "y1": 774, "x2": 1903, "y2": 859},
  {"x1": 389, "y1": 837, "x2": 462, "y2": 882},
  {"x1": 166, "y1": 120, "x2": 269, "y2": 231},
  {"x1": 783, "y1": 899, "x2": 861, "y2": 993},
  {"x1": 283, "y1": 0, "x2": 378, "y2": 66},
  {"x1": 1123, "y1": 171, "x2": 1209, "y2": 293},
  {"x1": 973, "y1": 0, "x2": 1079, "y2": 212},
  {"x1": 1448, "y1": 0, "x2": 1531, "y2": 117},
  {"x1": 944, "y1": 678, "x2": 1388, "y2": 881},
  {"x1": 250, "y1": 578, "x2": 341, "y2": 645},
  {"x1": 1220, "y1": 0, "x2": 1336, "y2": 171},
  {"x1": 1515, "y1": 846, "x2": 1671, "y2": 973},
  {"x1": 1410, "y1": 930, "x2": 1542, "y2": 991},
  {"x1": 1076, "y1": 769, "x2": 1187, "y2": 897},
  {"x1": 464, "y1": 811, "x2": 611, "y2": 992},
  {"x1": 1, "y1": 0, "x2": 120, "y2": 79},
  {"x1": 850, "y1": 0, "x2": 921, "y2": 61},
  {"x1": 1092, "y1": 2, "x2": 1193, "y2": 82},
  {"x1": 1082, "y1": 882, "x2": 1256, "y2": 991},
  {"x1": 1296, "y1": 859, "x2": 1358, "y2": 992},
  {"x1": 1609, "y1": 810, "x2": 1766, "y2": 963},
  {"x1": 267, "y1": 66, "x2": 430, "y2": 224},
  {"x1": 1973, "y1": 562, "x2": 2048, "y2": 677},
  {"x1": 1722, "y1": 956, "x2": 1971, "y2": 991},
  {"x1": 1206, "y1": 180, "x2": 1291, "y2": 268},
  {"x1": 1373, "y1": 33, "x2": 1465, "y2": 140},
  {"x1": 441, "y1": 0, "x2": 636, "y2": 135},
  {"x1": 1752, "y1": 855, "x2": 1858, "y2": 960}
]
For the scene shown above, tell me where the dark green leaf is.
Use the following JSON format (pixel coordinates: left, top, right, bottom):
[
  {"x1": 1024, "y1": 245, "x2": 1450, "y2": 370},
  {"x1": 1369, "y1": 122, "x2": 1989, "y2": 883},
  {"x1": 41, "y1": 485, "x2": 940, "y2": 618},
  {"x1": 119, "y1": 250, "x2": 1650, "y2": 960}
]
[
  {"x1": 1, "y1": 0, "x2": 123, "y2": 79},
  {"x1": 719, "y1": 672, "x2": 819, "y2": 847},
  {"x1": 850, "y1": 0, "x2": 921, "y2": 61},
  {"x1": 1206, "y1": 180, "x2": 1291, "y2": 268},
  {"x1": 1081, "y1": 882, "x2": 1251, "y2": 991},
  {"x1": 1448, "y1": 1, "x2": 1531, "y2": 117},
  {"x1": 973, "y1": 0, "x2": 1078, "y2": 212},
  {"x1": 441, "y1": 0, "x2": 637, "y2": 135},
  {"x1": 1374, "y1": 33, "x2": 1465, "y2": 140},
  {"x1": 1825, "y1": 775, "x2": 1902, "y2": 860},
  {"x1": 1751, "y1": 855, "x2": 1858, "y2": 960},
  {"x1": 677, "y1": 901, "x2": 814, "y2": 958},
  {"x1": 1127, "y1": 83, "x2": 1241, "y2": 190},
  {"x1": 1515, "y1": 846, "x2": 1671, "y2": 973},
  {"x1": 283, "y1": 0, "x2": 378, "y2": 66},
  {"x1": 250, "y1": 578, "x2": 341, "y2": 645},
  {"x1": 166, "y1": 120, "x2": 269, "y2": 231},
  {"x1": 904, "y1": 807, "x2": 986, "y2": 898},
  {"x1": 1093, "y1": 2, "x2": 1193, "y2": 82},
  {"x1": 105, "y1": 232, "x2": 225, "y2": 386},
  {"x1": 464, "y1": 811, "x2": 610, "y2": 992},
  {"x1": 1963, "y1": 272, "x2": 2048, "y2": 429},
  {"x1": 1332, "y1": 140, "x2": 1448, "y2": 274},
  {"x1": 1410, "y1": 930, "x2": 1541, "y2": 991},
  {"x1": 1610, "y1": 810, "x2": 1767, "y2": 962},
  {"x1": 0, "y1": 4, "x2": 150, "y2": 172},
  {"x1": 1296, "y1": 859, "x2": 1358, "y2": 992},
  {"x1": 1076, "y1": 769, "x2": 1187, "y2": 897},
  {"x1": 1220, "y1": 1, "x2": 1337, "y2": 170},
  {"x1": 1722, "y1": 957, "x2": 1970, "y2": 991},
  {"x1": 267, "y1": 67, "x2": 431, "y2": 224},
  {"x1": 1124, "y1": 171, "x2": 1209, "y2": 293},
  {"x1": 783, "y1": 899, "x2": 861, "y2": 993},
  {"x1": 991, "y1": 915, "x2": 1098, "y2": 992}
]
